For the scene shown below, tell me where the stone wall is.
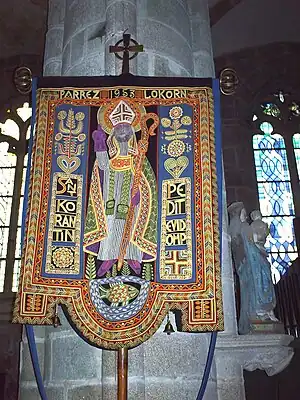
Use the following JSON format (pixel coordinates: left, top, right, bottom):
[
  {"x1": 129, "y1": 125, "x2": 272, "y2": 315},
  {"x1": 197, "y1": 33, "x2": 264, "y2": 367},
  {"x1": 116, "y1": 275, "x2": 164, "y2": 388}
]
[
  {"x1": 0, "y1": 54, "x2": 43, "y2": 121},
  {"x1": 0, "y1": 315, "x2": 22, "y2": 400},
  {"x1": 20, "y1": 312, "x2": 218, "y2": 400},
  {"x1": 0, "y1": 0, "x2": 46, "y2": 118},
  {"x1": 215, "y1": 42, "x2": 300, "y2": 212}
]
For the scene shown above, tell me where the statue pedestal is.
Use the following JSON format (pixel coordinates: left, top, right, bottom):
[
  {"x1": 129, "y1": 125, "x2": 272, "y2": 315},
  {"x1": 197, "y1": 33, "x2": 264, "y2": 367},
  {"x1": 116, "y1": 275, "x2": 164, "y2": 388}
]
[
  {"x1": 250, "y1": 320, "x2": 285, "y2": 334},
  {"x1": 214, "y1": 333, "x2": 294, "y2": 400}
]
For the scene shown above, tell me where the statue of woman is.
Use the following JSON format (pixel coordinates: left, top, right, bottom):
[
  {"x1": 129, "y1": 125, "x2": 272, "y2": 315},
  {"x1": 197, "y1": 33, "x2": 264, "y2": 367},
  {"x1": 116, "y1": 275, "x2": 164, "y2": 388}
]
[
  {"x1": 228, "y1": 202, "x2": 276, "y2": 334},
  {"x1": 250, "y1": 210, "x2": 269, "y2": 253}
]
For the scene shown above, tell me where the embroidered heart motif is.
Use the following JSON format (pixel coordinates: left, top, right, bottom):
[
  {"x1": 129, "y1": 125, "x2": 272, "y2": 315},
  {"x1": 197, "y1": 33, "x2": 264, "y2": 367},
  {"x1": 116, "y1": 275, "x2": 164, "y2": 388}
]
[
  {"x1": 164, "y1": 156, "x2": 189, "y2": 179},
  {"x1": 57, "y1": 155, "x2": 81, "y2": 174}
]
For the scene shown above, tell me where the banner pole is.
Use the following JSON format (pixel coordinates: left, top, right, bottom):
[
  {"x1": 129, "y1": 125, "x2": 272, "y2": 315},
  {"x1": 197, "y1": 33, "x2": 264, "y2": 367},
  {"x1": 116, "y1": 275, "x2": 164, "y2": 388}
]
[{"x1": 117, "y1": 347, "x2": 128, "y2": 400}]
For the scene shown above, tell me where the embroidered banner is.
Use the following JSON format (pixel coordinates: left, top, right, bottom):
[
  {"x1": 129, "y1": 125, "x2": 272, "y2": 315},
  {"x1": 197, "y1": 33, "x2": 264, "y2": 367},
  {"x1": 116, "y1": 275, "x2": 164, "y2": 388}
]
[{"x1": 13, "y1": 76, "x2": 223, "y2": 349}]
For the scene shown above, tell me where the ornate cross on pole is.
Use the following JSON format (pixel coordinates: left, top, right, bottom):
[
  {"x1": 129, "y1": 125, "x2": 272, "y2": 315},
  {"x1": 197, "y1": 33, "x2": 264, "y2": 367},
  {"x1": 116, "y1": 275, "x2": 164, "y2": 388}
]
[{"x1": 109, "y1": 32, "x2": 144, "y2": 75}]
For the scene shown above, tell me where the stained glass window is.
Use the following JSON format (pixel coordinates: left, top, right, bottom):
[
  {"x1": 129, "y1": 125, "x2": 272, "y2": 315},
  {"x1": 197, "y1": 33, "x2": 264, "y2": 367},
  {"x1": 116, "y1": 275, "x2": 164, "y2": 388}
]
[
  {"x1": 12, "y1": 156, "x2": 28, "y2": 292},
  {"x1": 293, "y1": 134, "x2": 300, "y2": 183},
  {"x1": 261, "y1": 103, "x2": 281, "y2": 119},
  {"x1": 253, "y1": 91, "x2": 300, "y2": 282},
  {"x1": 289, "y1": 102, "x2": 300, "y2": 118},
  {"x1": 0, "y1": 142, "x2": 17, "y2": 291},
  {"x1": 0, "y1": 103, "x2": 31, "y2": 293}
]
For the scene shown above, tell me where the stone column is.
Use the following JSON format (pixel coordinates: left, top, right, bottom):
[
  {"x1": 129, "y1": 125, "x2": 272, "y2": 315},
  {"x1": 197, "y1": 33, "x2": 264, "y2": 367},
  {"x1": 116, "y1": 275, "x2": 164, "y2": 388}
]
[
  {"x1": 60, "y1": 0, "x2": 106, "y2": 76},
  {"x1": 43, "y1": 0, "x2": 66, "y2": 76},
  {"x1": 137, "y1": 0, "x2": 193, "y2": 76},
  {"x1": 220, "y1": 171, "x2": 239, "y2": 336},
  {"x1": 189, "y1": 0, "x2": 215, "y2": 77},
  {"x1": 105, "y1": 0, "x2": 138, "y2": 75}
]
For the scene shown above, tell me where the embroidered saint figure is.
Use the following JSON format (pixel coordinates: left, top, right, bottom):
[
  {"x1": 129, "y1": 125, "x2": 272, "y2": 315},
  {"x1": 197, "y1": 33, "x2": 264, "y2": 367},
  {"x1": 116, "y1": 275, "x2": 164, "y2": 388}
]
[{"x1": 83, "y1": 100, "x2": 158, "y2": 277}]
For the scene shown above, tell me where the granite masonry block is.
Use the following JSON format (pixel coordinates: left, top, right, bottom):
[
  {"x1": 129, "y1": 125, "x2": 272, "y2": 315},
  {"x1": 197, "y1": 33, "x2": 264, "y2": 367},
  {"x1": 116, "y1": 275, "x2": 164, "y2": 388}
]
[
  {"x1": 145, "y1": 378, "x2": 209, "y2": 400},
  {"x1": 86, "y1": 32, "x2": 104, "y2": 56},
  {"x1": 71, "y1": 30, "x2": 85, "y2": 65},
  {"x1": 44, "y1": 60, "x2": 62, "y2": 76},
  {"x1": 21, "y1": 342, "x2": 45, "y2": 382},
  {"x1": 51, "y1": 334, "x2": 102, "y2": 381},
  {"x1": 64, "y1": 0, "x2": 105, "y2": 46},
  {"x1": 19, "y1": 387, "x2": 41, "y2": 400},
  {"x1": 62, "y1": 42, "x2": 71, "y2": 75},
  {"x1": 102, "y1": 349, "x2": 117, "y2": 377},
  {"x1": 191, "y1": 17, "x2": 213, "y2": 53},
  {"x1": 193, "y1": 52, "x2": 214, "y2": 78},
  {"x1": 144, "y1": 332, "x2": 214, "y2": 380},
  {"x1": 33, "y1": 325, "x2": 47, "y2": 338},
  {"x1": 67, "y1": 385, "x2": 103, "y2": 400},
  {"x1": 20, "y1": 386, "x2": 65, "y2": 400},
  {"x1": 48, "y1": 0, "x2": 66, "y2": 28},
  {"x1": 102, "y1": 383, "x2": 117, "y2": 399},
  {"x1": 154, "y1": 55, "x2": 171, "y2": 77},
  {"x1": 44, "y1": 27, "x2": 64, "y2": 61},
  {"x1": 216, "y1": 379, "x2": 246, "y2": 400},
  {"x1": 139, "y1": 19, "x2": 193, "y2": 73},
  {"x1": 106, "y1": 1, "x2": 136, "y2": 37},
  {"x1": 145, "y1": 0, "x2": 191, "y2": 42},
  {"x1": 137, "y1": 53, "x2": 149, "y2": 76},
  {"x1": 128, "y1": 378, "x2": 146, "y2": 400},
  {"x1": 128, "y1": 344, "x2": 144, "y2": 377},
  {"x1": 85, "y1": 54, "x2": 105, "y2": 76}
]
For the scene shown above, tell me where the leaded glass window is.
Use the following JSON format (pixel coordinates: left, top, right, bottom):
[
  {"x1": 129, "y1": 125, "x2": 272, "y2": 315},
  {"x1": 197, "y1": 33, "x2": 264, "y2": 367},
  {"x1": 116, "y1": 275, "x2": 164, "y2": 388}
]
[
  {"x1": 0, "y1": 103, "x2": 31, "y2": 293},
  {"x1": 252, "y1": 91, "x2": 300, "y2": 282},
  {"x1": 0, "y1": 142, "x2": 16, "y2": 291},
  {"x1": 293, "y1": 133, "x2": 300, "y2": 182}
]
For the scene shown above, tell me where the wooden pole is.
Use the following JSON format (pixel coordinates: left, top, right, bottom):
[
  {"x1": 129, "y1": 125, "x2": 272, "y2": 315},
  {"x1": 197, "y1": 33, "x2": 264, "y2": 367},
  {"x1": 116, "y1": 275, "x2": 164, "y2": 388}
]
[{"x1": 117, "y1": 347, "x2": 128, "y2": 400}]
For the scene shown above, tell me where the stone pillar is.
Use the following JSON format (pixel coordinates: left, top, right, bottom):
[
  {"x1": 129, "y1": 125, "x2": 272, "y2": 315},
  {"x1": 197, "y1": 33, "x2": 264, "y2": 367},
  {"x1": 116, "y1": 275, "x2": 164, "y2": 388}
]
[
  {"x1": 60, "y1": 0, "x2": 106, "y2": 76},
  {"x1": 43, "y1": 0, "x2": 66, "y2": 76},
  {"x1": 212, "y1": 171, "x2": 245, "y2": 399},
  {"x1": 143, "y1": 314, "x2": 217, "y2": 400},
  {"x1": 214, "y1": 334, "x2": 294, "y2": 400},
  {"x1": 105, "y1": 0, "x2": 138, "y2": 75},
  {"x1": 220, "y1": 170, "x2": 238, "y2": 336},
  {"x1": 188, "y1": 0, "x2": 215, "y2": 77},
  {"x1": 137, "y1": 0, "x2": 194, "y2": 76}
]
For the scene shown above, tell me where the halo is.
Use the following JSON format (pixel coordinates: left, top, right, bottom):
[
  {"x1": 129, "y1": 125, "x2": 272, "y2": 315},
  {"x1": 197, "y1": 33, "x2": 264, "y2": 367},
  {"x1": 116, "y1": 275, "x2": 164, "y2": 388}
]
[{"x1": 97, "y1": 97, "x2": 146, "y2": 134}]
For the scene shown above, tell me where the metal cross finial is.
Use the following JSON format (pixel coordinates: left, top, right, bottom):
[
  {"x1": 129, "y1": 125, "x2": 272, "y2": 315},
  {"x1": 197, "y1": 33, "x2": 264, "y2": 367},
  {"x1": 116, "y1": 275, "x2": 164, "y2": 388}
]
[{"x1": 109, "y1": 32, "x2": 144, "y2": 75}]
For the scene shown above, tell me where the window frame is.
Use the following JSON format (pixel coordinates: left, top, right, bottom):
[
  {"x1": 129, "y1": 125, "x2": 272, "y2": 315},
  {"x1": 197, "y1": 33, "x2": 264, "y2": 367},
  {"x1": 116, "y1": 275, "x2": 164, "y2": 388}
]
[
  {"x1": 251, "y1": 91, "x2": 300, "y2": 277},
  {"x1": 0, "y1": 109, "x2": 30, "y2": 295}
]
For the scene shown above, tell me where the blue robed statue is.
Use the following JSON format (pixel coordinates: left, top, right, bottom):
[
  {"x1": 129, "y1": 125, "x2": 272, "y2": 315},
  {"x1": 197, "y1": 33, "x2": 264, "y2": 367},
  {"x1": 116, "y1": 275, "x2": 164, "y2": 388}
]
[{"x1": 228, "y1": 202, "x2": 277, "y2": 334}]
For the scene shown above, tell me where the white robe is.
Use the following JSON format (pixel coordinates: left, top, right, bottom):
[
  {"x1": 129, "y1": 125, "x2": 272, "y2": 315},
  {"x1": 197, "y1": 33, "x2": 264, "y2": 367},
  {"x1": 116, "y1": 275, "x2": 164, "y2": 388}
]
[{"x1": 96, "y1": 149, "x2": 142, "y2": 262}]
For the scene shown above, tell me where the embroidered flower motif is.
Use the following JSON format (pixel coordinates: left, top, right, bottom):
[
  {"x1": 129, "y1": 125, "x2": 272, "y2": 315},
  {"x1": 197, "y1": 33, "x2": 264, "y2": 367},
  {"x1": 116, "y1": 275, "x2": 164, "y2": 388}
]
[
  {"x1": 52, "y1": 247, "x2": 74, "y2": 269},
  {"x1": 181, "y1": 116, "x2": 192, "y2": 126},
  {"x1": 161, "y1": 117, "x2": 171, "y2": 127},
  {"x1": 57, "y1": 110, "x2": 67, "y2": 120},
  {"x1": 75, "y1": 112, "x2": 85, "y2": 121},
  {"x1": 169, "y1": 106, "x2": 183, "y2": 120},
  {"x1": 167, "y1": 139, "x2": 185, "y2": 157}
]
